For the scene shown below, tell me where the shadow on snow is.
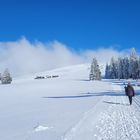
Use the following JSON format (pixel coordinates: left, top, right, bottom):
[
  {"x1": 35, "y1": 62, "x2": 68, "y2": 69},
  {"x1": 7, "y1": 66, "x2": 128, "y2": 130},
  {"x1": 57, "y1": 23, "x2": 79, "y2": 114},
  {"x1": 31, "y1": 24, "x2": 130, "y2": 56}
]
[
  {"x1": 43, "y1": 92, "x2": 127, "y2": 99},
  {"x1": 103, "y1": 101, "x2": 129, "y2": 106}
]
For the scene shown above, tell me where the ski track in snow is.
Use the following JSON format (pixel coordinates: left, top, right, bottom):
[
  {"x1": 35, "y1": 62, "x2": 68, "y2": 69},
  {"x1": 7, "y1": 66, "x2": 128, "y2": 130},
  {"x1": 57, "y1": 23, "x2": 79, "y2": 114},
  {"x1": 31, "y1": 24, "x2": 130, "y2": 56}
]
[
  {"x1": 60, "y1": 95, "x2": 105, "y2": 140},
  {"x1": 95, "y1": 95, "x2": 140, "y2": 140},
  {"x1": 61, "y1": 84, "x2": 140, "y2": 140}
]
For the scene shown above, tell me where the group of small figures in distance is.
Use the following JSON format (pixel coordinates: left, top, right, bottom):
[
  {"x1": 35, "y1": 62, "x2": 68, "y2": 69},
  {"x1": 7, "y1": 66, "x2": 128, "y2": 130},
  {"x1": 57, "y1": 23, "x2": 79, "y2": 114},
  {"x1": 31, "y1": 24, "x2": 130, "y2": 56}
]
[{"x1": 34, "y1": 75, "x2": 59, "y2": 79}]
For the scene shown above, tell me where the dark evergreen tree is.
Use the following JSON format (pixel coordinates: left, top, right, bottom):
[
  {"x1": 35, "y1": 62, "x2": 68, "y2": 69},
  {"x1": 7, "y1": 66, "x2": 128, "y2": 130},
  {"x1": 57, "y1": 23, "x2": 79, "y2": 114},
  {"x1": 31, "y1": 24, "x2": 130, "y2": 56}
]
[
  {"x1": 137, "y1": 57, "x2": 140, "y2": 79},
  {"x1": 123, "y1": 57, "x2": 129, "y2": 79},
  {"x1": 129, "y1": 48, "x2": 138, "y2": 79},
  {"x1": 105, "y1": 64, "x2": 111, "y2": 79},
  {"x1": 109, "y1": 57, "x2": 118, "y2": 79}
]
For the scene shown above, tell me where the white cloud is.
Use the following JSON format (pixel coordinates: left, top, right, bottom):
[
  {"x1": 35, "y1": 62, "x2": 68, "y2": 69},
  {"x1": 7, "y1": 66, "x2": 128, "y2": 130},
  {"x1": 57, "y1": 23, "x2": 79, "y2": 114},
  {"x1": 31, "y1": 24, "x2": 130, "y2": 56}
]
[
  {"x1": 83, "y1": 47, "x2": 127, "y2": 64},
  {"x1": 0, "y1": 37, "x2": 126, "y2": 77}
]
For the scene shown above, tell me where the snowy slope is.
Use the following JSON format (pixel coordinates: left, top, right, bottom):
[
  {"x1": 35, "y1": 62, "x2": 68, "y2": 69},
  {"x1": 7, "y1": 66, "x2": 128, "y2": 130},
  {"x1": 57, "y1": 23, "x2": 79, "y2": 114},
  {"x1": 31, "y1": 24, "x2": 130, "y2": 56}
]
[{"x1": 0, "y1": 64, "x2": 140, "y2": 140}]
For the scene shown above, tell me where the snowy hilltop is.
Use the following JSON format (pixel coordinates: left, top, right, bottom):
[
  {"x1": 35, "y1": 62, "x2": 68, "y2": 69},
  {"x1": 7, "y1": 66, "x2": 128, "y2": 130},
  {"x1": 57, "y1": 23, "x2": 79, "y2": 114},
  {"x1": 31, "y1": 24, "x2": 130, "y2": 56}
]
[{"x1": 0, "y1": 64, "x2": 140, "y2": 140}]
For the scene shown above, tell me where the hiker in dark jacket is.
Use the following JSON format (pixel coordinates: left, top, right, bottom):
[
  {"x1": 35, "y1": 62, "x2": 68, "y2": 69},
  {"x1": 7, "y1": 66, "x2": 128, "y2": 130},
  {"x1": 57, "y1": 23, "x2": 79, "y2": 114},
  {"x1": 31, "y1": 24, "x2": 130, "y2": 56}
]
[{"x1": 125, "y1": 82, "x2": 135, "y2": 105}]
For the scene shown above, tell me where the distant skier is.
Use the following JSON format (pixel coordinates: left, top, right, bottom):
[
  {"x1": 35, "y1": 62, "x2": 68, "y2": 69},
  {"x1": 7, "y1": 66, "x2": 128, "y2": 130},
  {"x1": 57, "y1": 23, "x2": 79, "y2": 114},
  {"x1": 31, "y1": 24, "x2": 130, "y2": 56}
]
[{"x1": 125, "y1": 82, "x2": 135, "y2": 105}]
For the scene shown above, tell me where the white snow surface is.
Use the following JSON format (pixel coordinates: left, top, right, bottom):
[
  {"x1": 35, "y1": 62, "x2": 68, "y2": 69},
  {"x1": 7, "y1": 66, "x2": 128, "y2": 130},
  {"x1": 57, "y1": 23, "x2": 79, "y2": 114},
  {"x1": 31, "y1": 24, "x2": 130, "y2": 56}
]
[{"x1": 0, "y1": 64, "x2": 140, "y2": 140}]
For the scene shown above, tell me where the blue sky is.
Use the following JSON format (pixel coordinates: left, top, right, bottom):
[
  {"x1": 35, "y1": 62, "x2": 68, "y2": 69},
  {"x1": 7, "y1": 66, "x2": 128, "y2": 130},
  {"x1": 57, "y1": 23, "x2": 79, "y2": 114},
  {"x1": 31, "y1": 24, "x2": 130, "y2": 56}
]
[{"x1": 0, "y1": 0, "x2": 140, "y2": 51}]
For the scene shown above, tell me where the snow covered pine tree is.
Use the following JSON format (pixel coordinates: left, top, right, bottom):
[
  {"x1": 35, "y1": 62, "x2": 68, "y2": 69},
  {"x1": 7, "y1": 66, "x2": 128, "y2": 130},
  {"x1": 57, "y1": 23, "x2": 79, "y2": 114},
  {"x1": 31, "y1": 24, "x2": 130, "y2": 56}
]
[
  {"x1": 89, "y1": 57, "x2": 101, "y2": 80},
  {"x1": 1, "y1": 68, "x2": 12, "y2": 84}
]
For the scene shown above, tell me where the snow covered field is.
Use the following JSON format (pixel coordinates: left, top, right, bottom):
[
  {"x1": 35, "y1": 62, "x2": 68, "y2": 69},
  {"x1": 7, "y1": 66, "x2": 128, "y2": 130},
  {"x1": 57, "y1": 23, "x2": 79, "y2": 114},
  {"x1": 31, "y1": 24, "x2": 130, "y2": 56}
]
[{"x1": 0, "y1": 64, "x2": 140, "y2": 140}]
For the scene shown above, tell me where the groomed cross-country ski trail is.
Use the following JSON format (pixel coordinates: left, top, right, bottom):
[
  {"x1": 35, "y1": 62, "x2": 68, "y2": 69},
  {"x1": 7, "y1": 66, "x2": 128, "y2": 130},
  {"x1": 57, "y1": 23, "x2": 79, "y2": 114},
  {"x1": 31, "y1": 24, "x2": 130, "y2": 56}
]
[{"x1": 61, "y1": 83, "x2": 140, "y2": 140}]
